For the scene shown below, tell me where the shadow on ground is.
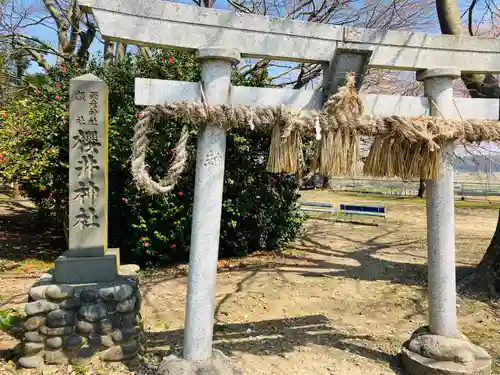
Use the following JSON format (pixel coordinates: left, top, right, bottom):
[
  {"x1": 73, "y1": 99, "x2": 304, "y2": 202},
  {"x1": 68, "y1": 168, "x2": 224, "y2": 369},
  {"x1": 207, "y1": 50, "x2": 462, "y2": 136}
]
[
  {"x1": 0, "y1": 201, "x2": 64, "y2": 264},
  {"x1": 145, "y1": 314, "x2": 403, "y2": 373},
  {"x1": 141, "y1": 220, "x2": 491, "y2": 305}
]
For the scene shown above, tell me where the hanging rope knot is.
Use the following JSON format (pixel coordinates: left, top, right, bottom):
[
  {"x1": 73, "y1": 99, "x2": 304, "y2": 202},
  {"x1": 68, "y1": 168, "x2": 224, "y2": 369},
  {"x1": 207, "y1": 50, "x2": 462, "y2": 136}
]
[
  {"x1": 248, "y1": 108, "x2": 255, "y2": 131},
  {"x1": 315, "y1": 115, "x2": 322, "y2": 140},
  {"x1": 131, "y1": 106, "x2": 190, "y2": 196}
]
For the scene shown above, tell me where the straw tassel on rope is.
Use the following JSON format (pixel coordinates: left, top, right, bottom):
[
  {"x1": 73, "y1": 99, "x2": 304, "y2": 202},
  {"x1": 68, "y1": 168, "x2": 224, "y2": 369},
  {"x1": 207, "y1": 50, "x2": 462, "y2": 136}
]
[{"x1": 130, "y1": 72, "x2": 500, "y2": 195}]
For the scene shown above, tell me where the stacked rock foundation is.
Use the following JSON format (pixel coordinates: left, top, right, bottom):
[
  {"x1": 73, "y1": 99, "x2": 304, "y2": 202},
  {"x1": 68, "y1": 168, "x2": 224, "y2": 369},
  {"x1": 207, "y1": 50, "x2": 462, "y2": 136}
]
[{"x1": 19, "y1": 266, "x2": 143, "y2": 368}]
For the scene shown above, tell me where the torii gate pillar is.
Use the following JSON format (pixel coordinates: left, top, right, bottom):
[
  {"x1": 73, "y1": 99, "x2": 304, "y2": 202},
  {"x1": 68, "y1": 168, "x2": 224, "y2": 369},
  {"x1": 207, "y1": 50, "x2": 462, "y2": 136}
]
[
  {"x1": 184, "y1": 48, "x2": 241, "y2": 362},
  {"x1": 419, "y1": 67, "x2": 460, "y2": 338},
  {"x1": 401, "y1": 68, "x2": 492, "y2": 375}
]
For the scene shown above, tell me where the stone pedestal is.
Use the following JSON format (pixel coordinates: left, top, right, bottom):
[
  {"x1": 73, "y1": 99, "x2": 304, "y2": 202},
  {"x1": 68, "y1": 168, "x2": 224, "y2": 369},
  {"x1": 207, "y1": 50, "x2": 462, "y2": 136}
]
[
  {"x1": 401, "y1": 327, "x2": 491, "y2": 375},
  {"x1": 157, "y1": 349, "x2": 243, "y2": 375},
  {"x1": 18, "y1": 264, "x2": 143, "y2": 369}
]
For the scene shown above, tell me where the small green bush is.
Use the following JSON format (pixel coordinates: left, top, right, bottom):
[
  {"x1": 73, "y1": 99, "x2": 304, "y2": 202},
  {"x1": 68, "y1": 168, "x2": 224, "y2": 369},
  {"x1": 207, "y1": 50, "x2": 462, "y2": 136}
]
[{"x1": 0, "y1": 50, "x2": 304, "y2": 265}]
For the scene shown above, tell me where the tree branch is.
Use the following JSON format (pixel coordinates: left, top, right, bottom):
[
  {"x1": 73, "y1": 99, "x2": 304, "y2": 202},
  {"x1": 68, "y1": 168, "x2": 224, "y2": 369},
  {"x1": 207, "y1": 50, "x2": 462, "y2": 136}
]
[
  {"x1": 13, "y1": 40, "x2": 50, "y2": 71},
  {"x1": 435, "y1": 0, "x2": 463, "y2": 34},
  {"x1": 43, "y1": 0, "x2": 69, "y2": 55},
  {"x1": 63, "y1": 0, "x2": 81, "y2": 53}
]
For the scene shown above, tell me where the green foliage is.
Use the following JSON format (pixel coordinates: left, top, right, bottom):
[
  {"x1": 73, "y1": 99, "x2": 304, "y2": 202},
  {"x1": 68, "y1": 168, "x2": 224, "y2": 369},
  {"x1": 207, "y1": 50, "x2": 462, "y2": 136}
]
[
  {"x1": 0, "y1": 309, "x2": 23, "y2": 332},
  {"x1": 1, "y1": 51, "x2": 304, "y2": 265}
]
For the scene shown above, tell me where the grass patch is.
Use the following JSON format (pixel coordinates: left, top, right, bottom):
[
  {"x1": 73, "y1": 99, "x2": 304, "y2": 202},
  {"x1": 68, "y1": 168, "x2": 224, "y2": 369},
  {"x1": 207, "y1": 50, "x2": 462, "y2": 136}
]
[{"x1": 0, "y1": 259, "x2": 54, "y2": 274}]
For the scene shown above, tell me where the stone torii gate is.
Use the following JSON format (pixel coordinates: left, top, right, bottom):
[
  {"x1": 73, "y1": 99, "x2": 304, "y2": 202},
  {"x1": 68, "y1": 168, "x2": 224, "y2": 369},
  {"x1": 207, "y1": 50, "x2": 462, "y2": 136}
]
[{"x1": 80, "y1": 1, "x2": 500, "y2": 374}]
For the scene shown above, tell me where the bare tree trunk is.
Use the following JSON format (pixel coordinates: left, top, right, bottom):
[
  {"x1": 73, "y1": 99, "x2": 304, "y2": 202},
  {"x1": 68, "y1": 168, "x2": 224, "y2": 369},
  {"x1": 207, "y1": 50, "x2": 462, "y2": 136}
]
[
  {"x1": 477, "y1": 215, "x2": 500, "y2": 296},
  {"x1": 417, "y1": 179, "x2": 426, "y2": 198},
  {"x1": 478, "y1": 210, "x2": 500, "y2": 297},
  {"x1": 104, "y1": 41, "x2": 115, "y2": 67},
  {"x1": 458, "y1": 210, "x2": 500, "y2": 298},
  {"x1": 322, "y1": 176, "x2": 329, "y2": 189},
  {"x1": 435, "y1": 0, "x2": 462, "y2": 34},
  {"x1": 11, "y1": 181, "x2": 20, "y2": 199}
]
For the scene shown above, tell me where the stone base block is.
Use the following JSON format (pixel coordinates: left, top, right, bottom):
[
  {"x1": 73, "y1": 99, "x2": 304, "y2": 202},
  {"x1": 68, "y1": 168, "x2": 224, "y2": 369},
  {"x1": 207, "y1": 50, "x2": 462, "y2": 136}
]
[
  {"x1": 54, "y1": 248, "x2": 120, "y2": 284},
  {"x1": 401, "y1": 326, "x2": 491, "y2": 375},
  {"x1": 18, "y1": 265, "x2": 143, "y2": 369},
  {"x1": 157, "y1": 350, "x2": 243, "y2": 375}
]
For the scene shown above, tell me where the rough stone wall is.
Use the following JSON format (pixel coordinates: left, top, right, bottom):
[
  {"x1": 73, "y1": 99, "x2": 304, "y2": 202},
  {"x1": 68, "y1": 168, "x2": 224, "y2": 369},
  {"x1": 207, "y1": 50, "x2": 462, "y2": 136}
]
[{"x1": 19, "y1": 267, "x2": 143, "y2": 368}]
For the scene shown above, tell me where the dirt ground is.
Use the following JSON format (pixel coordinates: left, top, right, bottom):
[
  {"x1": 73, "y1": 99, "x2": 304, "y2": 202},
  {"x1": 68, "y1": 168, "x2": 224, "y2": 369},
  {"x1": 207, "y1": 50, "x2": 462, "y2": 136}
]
[{"x1": 0, "y1": 190, "x2": 499, "y2": 375}]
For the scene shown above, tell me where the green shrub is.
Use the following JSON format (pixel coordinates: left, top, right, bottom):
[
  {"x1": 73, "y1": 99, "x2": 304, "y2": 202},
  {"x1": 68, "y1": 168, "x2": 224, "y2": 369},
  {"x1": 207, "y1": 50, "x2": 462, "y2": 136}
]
[
  {"x1": 0, "y1": 50, "x2": 304, "y2": 265},
  {"x1": 0, "y1": 308, "x2": 23, "y2": 333}
]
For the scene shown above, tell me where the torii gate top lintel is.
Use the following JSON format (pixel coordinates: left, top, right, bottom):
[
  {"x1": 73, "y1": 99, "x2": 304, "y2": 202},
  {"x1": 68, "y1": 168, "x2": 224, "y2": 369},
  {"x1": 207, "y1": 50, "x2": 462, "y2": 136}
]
[{"x1": 79, "y1": 0, "x2": 500, "y2": 73}]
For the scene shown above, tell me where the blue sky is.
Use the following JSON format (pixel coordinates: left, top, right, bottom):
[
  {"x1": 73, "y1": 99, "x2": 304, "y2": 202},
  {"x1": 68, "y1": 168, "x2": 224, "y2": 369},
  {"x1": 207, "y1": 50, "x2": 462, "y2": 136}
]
[{"x1": 21, "y1": 0, "x2": 488, "y2": 74}]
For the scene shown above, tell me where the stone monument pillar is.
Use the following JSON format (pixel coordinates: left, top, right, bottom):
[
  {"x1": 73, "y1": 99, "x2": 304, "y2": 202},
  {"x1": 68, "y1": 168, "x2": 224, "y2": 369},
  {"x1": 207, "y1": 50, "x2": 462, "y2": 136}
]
[
  {"x1": 19, "y1": 74, "x2": 143, "y2": 369},
  {"x1": 401, "y1": 68, "x2": 491, "y2": 375}
]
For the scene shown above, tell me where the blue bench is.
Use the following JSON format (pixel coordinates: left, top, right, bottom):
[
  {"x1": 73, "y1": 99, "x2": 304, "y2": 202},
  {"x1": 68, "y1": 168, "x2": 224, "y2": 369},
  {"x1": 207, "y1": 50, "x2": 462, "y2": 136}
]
[
  {"x1": 300, "y1": 201, "x2": 338, "y2": 216},
  {"x1": 340, "y1": 203, "x2": 387, "y2": 218}
]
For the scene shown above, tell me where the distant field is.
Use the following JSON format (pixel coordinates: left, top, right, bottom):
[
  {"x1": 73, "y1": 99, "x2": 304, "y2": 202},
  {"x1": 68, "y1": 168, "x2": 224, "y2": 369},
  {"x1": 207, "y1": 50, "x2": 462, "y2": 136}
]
[{"x1": 326, "y1": 174, "x2": 500, "y2": 200}]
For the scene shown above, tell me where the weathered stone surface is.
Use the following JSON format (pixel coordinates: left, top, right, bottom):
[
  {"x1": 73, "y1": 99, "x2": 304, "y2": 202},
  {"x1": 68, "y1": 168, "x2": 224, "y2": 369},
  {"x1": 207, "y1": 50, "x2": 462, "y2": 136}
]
[
  {"x1": 25, "y1": 331, "x2": 43, "y2": 343},
  {"x1": 44, "y1": 349, "x2": 68, "y2": 365},
  {"x1": 63, "y1": 334, "x2": 86, "y2": 350},
  {"x1": 80, "y1": 288, "x2": 99, "y2": 304},
  {"x1": 121, "y1": 312, "x2": 138, "y2": 328},
  {"x1": 100, "y1": 341, "x2": 139, "y2": 361},
  {"x1": 76, "y1": 320, "x2": 94, "y2": 334},
  {"x1": 110, "y1": 327, "x2": 140, "y2": 343},
  {"x1": 123, "y1": 275, "x2": 139, "y2": 286},
  {"x1": 98, "y1": 284, "x2": 134, "y2": 302},
  {"x1": 79, "y1": 303, "x2": 107, "y2": 322},
  {"x1": 135, "y1": 291, "x2": 142, "y2": 311},
  {"x1": 19, "y1": 354, "x2": 44, "y2": 368},
  {"x1": 46, "y1": 284, "x2": 74, "y2": 299},
  {"x1": 25, "y1": 300, "x2": 59, "y2": 316},
  {"x1": 116, "y1": 296, "x2": 136, "y2": 313},
  {"x1": 59, "y1": 298, "x2": 81, "y2": 310},
  {"x1": 105, "y1": 301, "x2": 118, "y2": 312},
  {"x1": 38, "y1": 273, "x2": 54, "y2": 283},
  {"x1": 42, "y1": 365, "x2": 59, "y2": 375},
  {"x1": 68, "y1": 74, "x2": 108, "y2": 259},
  {"x1": 46, "y1": 310, "x2": 76, "y2": 328},
  {"x1": 157, "y1": 350, "x2": 243, "y2": 375},
  {"x1": 88, "y1": 334, "x2": 113, "y2": 348},
  {"x1": 24, "y1": 342, "x2": 45, "y2": 354},
  {"x1": 97, "y1": 316, "x2": 117, "y2": 333},
  {"x1": 401, "y1": 347, "x2": 492, "y2": 375},
  {"x1": 119, "y1": 264, "x2": 140, "y2": 275},
  {"x1": 45, "y1": 336, "x2": 63, "y2": 349},
  {"x1": 29, "y1": 285, "x2": 50, "y2": 301},
  {"x1": 54, "y1": 251, "x2": 119, "y2": 284},
  {"x1": 158, "y1": 356, "x2": 195, "y2": 375},
  {"x1": 408, "y1": 334, "x2": 490, "y2": 366},
  {"x1": 70, "y1": 346, "x2": 96, "y2": 366},
  {"x1": 23, "y1": 316, "x2": 45, "y2": 331},
  {"x1": 39, "y1": 325, "x2": 74, "y2": 336}
]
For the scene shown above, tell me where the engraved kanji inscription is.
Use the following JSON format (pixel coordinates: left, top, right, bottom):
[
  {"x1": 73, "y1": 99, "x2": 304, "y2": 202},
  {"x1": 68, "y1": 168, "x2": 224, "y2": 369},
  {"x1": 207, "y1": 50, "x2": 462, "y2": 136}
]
[
  {"x1": 88, "y1": 114, "x2": 98, "y2": 126},
  {"x1": 210, "y1": 132, "x2": 221, "y2": 143},
  {"x1": 75, "y1": 154, "x2": 100, "y2": 179},
  {"x1": 73, "y1": 129, "x2": 101, "y2": 153},
  {"x1": 204, "y1": 151, "x2": 223, "y2": 167},
  {"x1": 74, "y1": 90, "x2": 86, "y2": 101},
  {"x1": 73, "y1": 207, "x2": 100, "y2": 230},
  {"x1": 88, "y1": 91, "x2": 99, "y2": 126},
  {"x1": 89, "y1": 91, "x2": 99, "y2": 102},
  {"x1": 73, "y1": 180, "x2": 99, "y2": 205},
  {"x1": 75, "y1": 116, "x2": 86, "y2": 126}
]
